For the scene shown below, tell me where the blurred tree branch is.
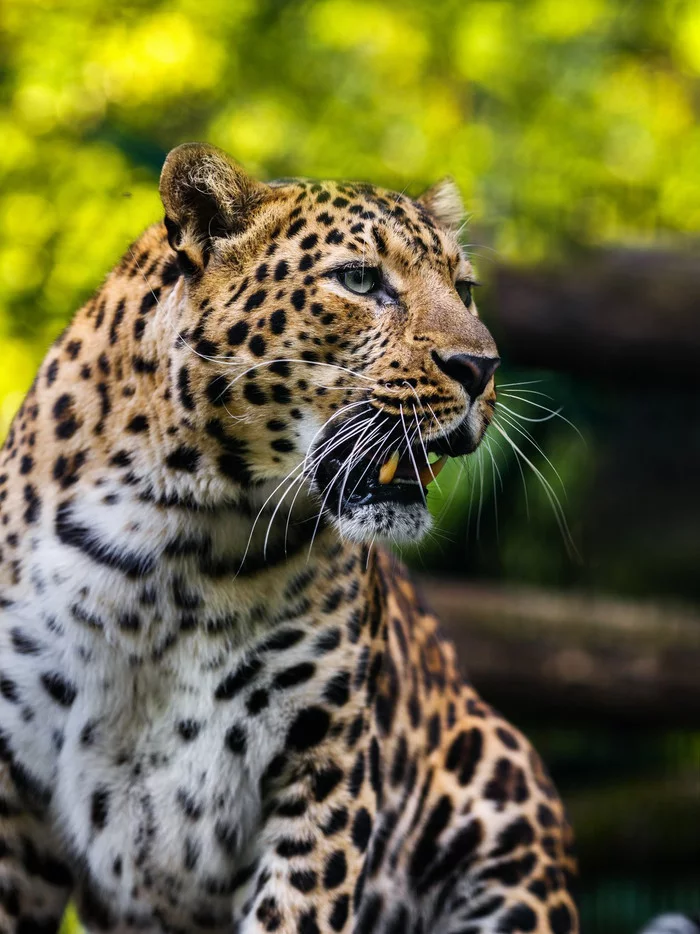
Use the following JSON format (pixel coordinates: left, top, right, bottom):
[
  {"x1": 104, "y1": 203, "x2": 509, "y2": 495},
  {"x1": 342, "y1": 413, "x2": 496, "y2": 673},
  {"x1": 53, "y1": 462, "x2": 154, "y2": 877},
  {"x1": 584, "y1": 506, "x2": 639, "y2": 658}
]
[
  {"x1": 492, "y1": 249, "x2": 700, "y2": 381},
  {"x1": 421, "y1": 577, "x2": 700, "y2": 725}
]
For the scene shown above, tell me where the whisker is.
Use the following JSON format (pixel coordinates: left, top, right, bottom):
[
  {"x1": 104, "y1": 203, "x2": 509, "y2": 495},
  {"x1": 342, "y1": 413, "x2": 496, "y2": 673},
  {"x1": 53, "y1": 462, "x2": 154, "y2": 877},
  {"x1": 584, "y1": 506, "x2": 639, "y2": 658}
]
[
  {"x1": 411, "y1": 403, "x2": 443, "y2": 496},
  {"x1": 496, "y1": 379, "x2": 546, "y2": 389},
  {"x1": 334, "y1": 416, "x2": 386, "y2": 522},
  {"x1": 483, "y1": 438, "x2": 500, "y2": 542},
  {"x1": 494, "y1": 411, "x2": 567, "y2": 495},
  {"x1": 283, "y1": 412, "x2": 382, "y2": 552},
  {"x1": 239, "y1": 406, "x2": 371, "y2": 568},
  {"x1": 497, "y1": 401, "x2": 563, "y2": 424},
  {"x1": 492, "y1": 421, "x2": 578, "y2": 557},
  {"x1": 345, "y1": 431, "x2": 393, "y2": 502},
  {"x1": 399, "y1": 404, "x2": 427, "y2": 506},
  {"x1": 498, "y1": 393, "x2": 585, "y2": 442}
]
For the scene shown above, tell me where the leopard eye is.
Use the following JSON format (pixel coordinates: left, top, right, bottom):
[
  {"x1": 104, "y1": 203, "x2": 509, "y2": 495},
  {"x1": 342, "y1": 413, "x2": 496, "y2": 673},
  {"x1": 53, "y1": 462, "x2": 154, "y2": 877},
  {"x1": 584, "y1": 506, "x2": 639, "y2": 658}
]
[
  {"x1": 340, "y1": 266, "x2": 381, "y2": 295},
  {"x1": 456, "y1": 281, "x2": 473, "y2": 307}
]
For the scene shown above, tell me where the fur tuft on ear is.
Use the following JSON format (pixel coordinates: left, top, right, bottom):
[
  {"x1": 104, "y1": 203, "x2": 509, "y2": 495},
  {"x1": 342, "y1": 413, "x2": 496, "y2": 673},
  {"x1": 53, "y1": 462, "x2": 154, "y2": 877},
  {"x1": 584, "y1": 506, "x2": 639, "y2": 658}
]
[
  {"x1": 159, "y1": 142, "x2": 270, "y2": 274},
  {"x1": 417, "y1": 177, "x2": 465, "y2": 232}
]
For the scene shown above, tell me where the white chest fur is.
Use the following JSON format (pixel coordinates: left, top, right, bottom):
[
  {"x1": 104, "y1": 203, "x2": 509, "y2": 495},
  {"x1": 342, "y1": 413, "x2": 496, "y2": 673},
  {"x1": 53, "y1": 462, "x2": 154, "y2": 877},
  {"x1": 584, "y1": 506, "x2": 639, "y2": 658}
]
[
  {"x1": 54, "y1": 646, "x2": 264, "y2": 914},
  {"x1": 0, "y1": 486, "x2": 358, "y2": 926}
]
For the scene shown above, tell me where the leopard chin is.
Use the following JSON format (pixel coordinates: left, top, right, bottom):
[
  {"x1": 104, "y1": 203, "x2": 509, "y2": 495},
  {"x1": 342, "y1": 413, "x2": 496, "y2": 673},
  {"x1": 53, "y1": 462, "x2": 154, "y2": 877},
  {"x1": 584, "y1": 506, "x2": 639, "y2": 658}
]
[{"x1": 333, "y1": 499, "x2": 433, "y2": 545}]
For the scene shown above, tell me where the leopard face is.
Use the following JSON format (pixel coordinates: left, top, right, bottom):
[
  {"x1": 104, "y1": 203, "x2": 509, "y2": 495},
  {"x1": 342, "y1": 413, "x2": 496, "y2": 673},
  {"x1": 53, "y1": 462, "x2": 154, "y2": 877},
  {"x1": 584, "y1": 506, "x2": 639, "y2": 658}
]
[{"x1": 161, "y1": 143, "x2": 499, "y2": 544}]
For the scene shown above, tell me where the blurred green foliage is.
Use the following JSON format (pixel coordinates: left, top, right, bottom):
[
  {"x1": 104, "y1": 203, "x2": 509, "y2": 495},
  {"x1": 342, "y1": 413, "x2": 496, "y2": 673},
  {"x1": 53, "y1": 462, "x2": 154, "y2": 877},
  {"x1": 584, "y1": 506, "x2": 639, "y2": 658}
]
[{"x1": 1, "y1": 0, "x2": 699, "y2": 438}]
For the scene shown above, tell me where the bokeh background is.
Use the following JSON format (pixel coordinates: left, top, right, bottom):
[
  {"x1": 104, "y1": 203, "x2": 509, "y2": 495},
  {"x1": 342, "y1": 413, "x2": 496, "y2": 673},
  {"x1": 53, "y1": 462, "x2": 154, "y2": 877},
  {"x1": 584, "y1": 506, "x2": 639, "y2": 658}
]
[{"x1": 1, "y1": 1, "x2": 699, "y2": 931}]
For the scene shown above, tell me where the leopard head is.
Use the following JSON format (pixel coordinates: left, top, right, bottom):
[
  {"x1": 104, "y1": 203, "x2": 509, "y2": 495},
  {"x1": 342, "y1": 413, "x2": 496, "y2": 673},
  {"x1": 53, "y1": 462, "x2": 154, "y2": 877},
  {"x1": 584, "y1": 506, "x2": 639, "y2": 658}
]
[{"x1": 160, "y1": 143, "x2": 499, "y2": 544}]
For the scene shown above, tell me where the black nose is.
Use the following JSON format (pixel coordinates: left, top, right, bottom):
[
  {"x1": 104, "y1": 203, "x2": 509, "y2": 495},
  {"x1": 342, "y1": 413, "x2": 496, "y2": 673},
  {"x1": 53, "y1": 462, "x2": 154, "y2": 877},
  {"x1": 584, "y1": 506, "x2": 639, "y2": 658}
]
[{"x1": 431, "y1": 351, "x2": 501, "y2": 401}]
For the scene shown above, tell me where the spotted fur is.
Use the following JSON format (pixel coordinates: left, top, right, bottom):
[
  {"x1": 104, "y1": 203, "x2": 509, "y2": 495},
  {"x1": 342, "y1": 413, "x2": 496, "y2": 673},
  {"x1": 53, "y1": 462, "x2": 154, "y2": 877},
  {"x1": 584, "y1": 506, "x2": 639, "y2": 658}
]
[{"x1": 0, "y1": 144, "x2": 578, "y2": 933}]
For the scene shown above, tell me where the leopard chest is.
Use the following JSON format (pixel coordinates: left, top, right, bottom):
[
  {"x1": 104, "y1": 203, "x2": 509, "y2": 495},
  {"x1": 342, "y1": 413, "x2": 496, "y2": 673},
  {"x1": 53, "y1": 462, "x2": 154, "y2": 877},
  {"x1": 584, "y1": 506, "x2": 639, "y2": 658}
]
[{"x1": 50, "y1": 632, "x2": 310, "y2": 924}]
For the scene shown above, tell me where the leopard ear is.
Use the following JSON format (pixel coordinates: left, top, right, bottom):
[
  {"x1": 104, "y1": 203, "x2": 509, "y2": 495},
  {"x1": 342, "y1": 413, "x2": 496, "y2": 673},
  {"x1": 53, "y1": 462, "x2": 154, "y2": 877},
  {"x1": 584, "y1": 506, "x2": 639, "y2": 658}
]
[
  {"x1": 417, "y1": 177, "x2": 465, "y2": 233},
  {"x1": 159, "y1": 142, "x2": 270, "y2": 274}
]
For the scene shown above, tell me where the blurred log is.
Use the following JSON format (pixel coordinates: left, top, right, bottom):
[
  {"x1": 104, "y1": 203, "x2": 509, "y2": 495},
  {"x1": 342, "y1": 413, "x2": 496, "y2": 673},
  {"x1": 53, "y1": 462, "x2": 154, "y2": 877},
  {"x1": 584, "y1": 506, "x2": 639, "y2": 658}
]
[
  {"x1": 491, "y1": 248, "x2": 700, "y2": 380},
  {"x1": 567, "y1": 774, "x2": 700, "y2": 870},
  {"x1": 419, "y1": 578, "x2": 700, "y2": 725}
]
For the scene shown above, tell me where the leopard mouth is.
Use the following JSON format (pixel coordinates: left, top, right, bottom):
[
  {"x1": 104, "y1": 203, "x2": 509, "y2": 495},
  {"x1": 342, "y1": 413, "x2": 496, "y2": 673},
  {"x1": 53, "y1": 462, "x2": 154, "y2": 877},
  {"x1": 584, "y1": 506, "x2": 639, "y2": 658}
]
[{"x1": 312, "y1": 415, "x2": 480, "y2": 519}]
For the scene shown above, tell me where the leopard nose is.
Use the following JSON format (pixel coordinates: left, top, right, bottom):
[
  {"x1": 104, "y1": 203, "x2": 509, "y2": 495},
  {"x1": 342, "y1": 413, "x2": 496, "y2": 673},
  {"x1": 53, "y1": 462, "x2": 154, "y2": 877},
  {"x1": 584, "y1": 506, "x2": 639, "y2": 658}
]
[{"x1": 431, "y1": 351, "x2": 501, "y2": 401}]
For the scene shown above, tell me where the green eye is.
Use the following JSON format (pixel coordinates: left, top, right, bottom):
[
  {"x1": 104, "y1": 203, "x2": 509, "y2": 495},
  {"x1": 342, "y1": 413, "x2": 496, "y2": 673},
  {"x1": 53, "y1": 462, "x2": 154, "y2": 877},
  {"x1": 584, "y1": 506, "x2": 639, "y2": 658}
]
[
  {"x1": 340, "y1": 266, "x2": 381, "y2": 295},
  {"x1": 456, "y1": 281, "x2": 474, "y2": 306}
]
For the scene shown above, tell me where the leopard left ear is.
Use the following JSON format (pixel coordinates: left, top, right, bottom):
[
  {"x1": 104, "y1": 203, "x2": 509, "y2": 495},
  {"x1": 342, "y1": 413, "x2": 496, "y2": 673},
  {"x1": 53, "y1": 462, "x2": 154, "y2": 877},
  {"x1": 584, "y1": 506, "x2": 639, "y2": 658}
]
[
  {"x1": 159, "y1": 142, "x2": 270, "y2": 274},
  {"x1": 417, "y1": 177, "x2": 465, "y2": 233}
]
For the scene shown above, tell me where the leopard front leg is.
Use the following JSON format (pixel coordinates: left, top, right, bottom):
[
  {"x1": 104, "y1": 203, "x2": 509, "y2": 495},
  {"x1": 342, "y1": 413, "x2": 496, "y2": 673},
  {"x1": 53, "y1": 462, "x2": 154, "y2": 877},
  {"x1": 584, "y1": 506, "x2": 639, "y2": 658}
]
[
  {"x1": 412, "y1": 729, "x2": 580, "y2": 934},
  {"x1": 0, "y1": 760, "x2": 73, "y2": 934},
  {"x1": 234, "y1": 761, "x2": 373, "y2": 934}
]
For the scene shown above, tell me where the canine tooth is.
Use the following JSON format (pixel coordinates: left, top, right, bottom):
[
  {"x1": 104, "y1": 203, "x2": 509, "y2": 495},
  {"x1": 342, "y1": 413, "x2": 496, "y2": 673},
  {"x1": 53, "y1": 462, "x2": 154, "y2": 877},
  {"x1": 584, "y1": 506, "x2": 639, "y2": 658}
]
[
  {"x1": 379, "y1": 451, "x2": 400, "y2": 485},
  {"x1": 419, "y1": 455, "x2": 448, "y2": 487}
]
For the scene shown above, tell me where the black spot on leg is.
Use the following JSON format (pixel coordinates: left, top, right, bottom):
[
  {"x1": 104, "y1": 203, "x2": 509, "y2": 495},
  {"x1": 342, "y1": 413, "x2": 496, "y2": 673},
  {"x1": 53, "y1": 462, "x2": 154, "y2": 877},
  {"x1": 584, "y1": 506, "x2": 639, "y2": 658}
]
[
  {"x1": 329, "y1": 894, "x2": 349, "y2": 931},
  {"x1": 90, "y1": 787, "x2": 110, "y2": 830},
  {"x1": 321, "y1": 807, "x2": 348, "y2": 836},
  {"x1": 355, "y1": 892, "x2": 382, "y2": 931},
  {"x1": 286, "y1": 707, "x2": 330, "y2": 752},
  {"x1": 215, "y1": 820, "x2": 238, "y2": 856},
  {"x1": 445, "y1": 727, "x2": 483, "y2": 786},
  {"x1": 497, "y1": 903, "x2": 537, "y2": 932},
  {"x1": 184, "y1": 836, "x2": 200, "y2": 871},
  {"x1": 176, "y1": 787, "x2": 204, "y2": 821},
  {"x1": 0, "y1": 676, "x2": 20, "y2": 704},
  {"x1": 215, "y1": 659, "x2": 263, "y2": 701},
  {"x1": 348, "y1": 751, "x2": 365, "y2": 797},
  {"x1": 548, "y1": 903, "x2": 573, "y2": 934},
  {"x1": 177, "y1": 719, "x2": 201, "y2": 741},
  {"x1": 256, "y1": 896, "x2": 281, "y2": 931},
  {"x1": 537, "y1": 804, "x2": 556, "y2": 828},
  {"x1": 11, "y1": 628, "x2": 40, "y2": 655},
  {"x1": 276, "y1": 837, "x2": 314, "y2": 858},
  {"x1": 312, "y1": 765, "x2": 343, "y2": 802},
  {"x1": 290, "y1": 869, "x2": 317, "y2": 893},
  {"x1": 247, "y1": 689, "x2": 269, "y2": 715},
  {"x1": 490, "y1": 816, "x2": 535, "y2": 858},
  {"x1": 409, "y1": 795, "x2": 453, "y2": 883},
  {"x1": 40, "y1": 672, "x2": 77, "y2": 707},
  {"x1": 479, "y1": 851, "x2": 537, "y2": 888},
  {"x1": 323, "y1": 671, "x2": 350, "y2": 707},
  {"x1": 224, "y1": 724, "x2": 247, "y2": 755},
  {"x1": 351, "y1": 807, "x2": 372, "y2": 852},
  {"x1": 323, "y1": 850, "x2": 347, "y2": 889},
  {"x1": 274, "y1": 662, "x2": 315, "y2": 690}
]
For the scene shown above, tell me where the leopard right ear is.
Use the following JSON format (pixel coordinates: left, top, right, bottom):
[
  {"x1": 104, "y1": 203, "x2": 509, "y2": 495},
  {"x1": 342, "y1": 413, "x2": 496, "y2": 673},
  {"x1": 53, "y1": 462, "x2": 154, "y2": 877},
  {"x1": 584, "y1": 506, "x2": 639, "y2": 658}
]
[{"x1": 159, "y1": 142, "x2": 270, "y2": 275}]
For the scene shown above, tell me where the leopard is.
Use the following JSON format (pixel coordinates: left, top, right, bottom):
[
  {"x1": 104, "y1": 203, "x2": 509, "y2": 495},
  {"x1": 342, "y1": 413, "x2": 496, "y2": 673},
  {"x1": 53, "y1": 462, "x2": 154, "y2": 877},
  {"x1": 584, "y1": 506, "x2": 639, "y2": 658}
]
[{"x1": 0, "y1": 142, "x2": 579, "y2": 934}]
